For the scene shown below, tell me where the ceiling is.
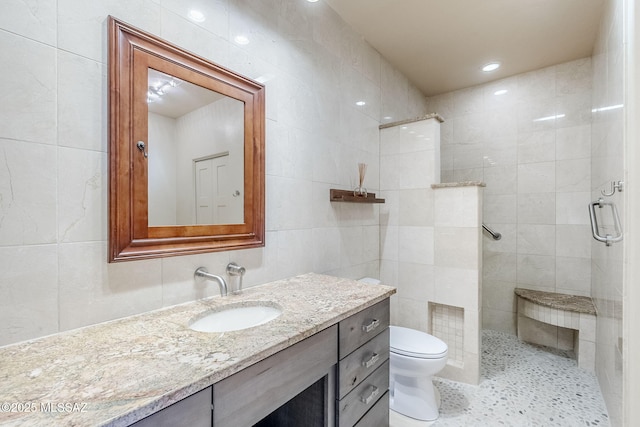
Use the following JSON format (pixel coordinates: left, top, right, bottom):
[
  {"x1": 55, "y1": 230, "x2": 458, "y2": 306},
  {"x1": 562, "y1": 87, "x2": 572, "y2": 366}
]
[{"x1": 325, "y1": 0, "x2": 606, "y2": 97}]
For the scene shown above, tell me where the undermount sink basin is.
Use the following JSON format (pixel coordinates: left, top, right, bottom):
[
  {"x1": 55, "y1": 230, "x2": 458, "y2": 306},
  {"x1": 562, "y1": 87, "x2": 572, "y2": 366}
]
[{"x1": 189, "y1": 302, "x2": 282, "y2": 333}]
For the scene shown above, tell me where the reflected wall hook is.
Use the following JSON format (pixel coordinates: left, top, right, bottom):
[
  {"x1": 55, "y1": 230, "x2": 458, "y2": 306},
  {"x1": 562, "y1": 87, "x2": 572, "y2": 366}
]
[
  {"x1": 136, "y1": 141, "x2": 148, "y2": 158},
  {"x1": 601, "y1": 180, "x2": 624, "y2": 197}
]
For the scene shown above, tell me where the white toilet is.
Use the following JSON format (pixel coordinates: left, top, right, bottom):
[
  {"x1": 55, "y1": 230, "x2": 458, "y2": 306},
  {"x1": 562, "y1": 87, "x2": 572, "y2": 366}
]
[
  {"x1": 358, "y1": 278, "x2": 449, "y2": 422},
  {"x1": 389, "y1": 325, "x2": 448, "y2": 421}
]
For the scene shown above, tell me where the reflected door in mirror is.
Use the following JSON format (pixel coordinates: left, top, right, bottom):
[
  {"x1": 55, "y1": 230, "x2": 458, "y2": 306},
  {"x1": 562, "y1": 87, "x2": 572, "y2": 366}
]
[{"x1": 194, "y1": 153, "x2": 243, "y2": 224}]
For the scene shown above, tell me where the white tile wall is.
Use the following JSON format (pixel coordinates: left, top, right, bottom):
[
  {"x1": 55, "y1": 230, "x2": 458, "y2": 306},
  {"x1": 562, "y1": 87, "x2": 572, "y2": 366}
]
[
  {"x1": 0, "y1": 31, "x2": 57, "y2": 145},
  {"x1": 427, "y1": 58, "x2": 594, "y2": 337},
  {"x1": 0, "y1": 140, "x2": 57, "y2": 245},
  {"x1": 0, "y1": 0, "x2": 430, "y2": 346}
]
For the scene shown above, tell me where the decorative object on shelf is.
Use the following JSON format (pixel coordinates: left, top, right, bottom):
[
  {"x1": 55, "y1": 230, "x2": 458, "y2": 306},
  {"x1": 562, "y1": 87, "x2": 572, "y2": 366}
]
[
  {"x1": 330, "y1": 189, "x2": 385, "y2": 204},
  {"x1": 354, "y1": 162, "x2": 368, "y2": 197}
]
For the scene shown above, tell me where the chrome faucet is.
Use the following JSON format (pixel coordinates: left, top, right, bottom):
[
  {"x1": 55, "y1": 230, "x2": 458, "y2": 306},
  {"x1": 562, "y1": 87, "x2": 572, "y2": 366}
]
[{"x1": 194, "y1": 267, "x2": 228, "y2": 297}]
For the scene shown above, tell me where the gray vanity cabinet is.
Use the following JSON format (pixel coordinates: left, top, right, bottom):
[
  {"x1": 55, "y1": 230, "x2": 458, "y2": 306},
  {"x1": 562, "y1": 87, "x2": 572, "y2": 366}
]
[
  {"x1": 336, "y1": 299, "x2": 390, "y2": 427},
  {"x1": 130, "y1": 387, "x2": 212, "y2": 427},
  {"x1": 128, "y1": 298, "x2": 391, "y2": 427},
  {"x1": 213, "y1": 325, "x2": 337, "y2": 427}
]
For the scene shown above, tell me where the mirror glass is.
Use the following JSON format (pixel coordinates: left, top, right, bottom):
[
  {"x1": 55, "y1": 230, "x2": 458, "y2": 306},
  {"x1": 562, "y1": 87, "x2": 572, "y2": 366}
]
[{"x1": 147, "y1": 69, "x2": 245, "y2": 226}]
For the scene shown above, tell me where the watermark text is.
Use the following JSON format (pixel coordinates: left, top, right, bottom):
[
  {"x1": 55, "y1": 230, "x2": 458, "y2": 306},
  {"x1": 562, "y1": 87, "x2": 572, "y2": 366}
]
[{"x1": 1, "y1": 402, "x2": 88, "y2": 413}]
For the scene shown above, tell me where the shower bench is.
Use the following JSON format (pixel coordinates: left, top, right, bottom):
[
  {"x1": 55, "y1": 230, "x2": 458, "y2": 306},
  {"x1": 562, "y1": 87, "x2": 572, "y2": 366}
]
[{"x1": 514, "y1": 288, "x2": 596, "y2": 371}]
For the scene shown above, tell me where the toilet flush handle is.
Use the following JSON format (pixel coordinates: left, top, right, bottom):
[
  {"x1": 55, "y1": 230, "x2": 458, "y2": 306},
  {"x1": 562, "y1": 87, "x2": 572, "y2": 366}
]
[{"x1": 361, "y1": 318, "x2": 380, "y2": 333}]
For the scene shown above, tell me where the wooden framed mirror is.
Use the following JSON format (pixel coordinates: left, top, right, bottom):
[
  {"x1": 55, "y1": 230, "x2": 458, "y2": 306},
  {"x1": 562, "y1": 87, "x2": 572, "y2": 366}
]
[{"x1": 108, "y1": 17, "x2": 265, "y2": 262}]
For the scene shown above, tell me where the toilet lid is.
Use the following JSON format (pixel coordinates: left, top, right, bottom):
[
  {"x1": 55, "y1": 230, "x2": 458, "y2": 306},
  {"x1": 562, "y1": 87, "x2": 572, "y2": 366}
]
[{"x1": 390, "y1": 326, "x2": 448, "y2": 359}]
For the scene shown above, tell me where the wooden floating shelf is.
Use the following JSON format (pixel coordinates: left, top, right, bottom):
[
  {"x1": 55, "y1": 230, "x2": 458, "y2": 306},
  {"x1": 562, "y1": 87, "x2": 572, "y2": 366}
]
[{"x1": 329, "y1": 189, "x2": 385, "y2": 204}]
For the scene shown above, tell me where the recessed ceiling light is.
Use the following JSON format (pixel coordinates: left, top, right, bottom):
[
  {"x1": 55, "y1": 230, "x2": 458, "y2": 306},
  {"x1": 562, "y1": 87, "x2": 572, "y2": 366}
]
[
  {"x1": 482, "y1": 62, "x2": 501, "y2": 72},
  {"x1": 234, "y1": 35, "x2": 250, "y2": 45},
  {"x1": 355, "y1": 101, "x2": 366, "y2": 106},
  {"x1": 307, "y1": 0, "x2": 320, "y2": 2},
  {"x1": 494, "y1": 89, "x2": 508, "y2": 96},
  {"x1": 188, "y1": 9, "x2": 206, "y2": 22},
  {"x1": 383, "y1": 116, "x2": 392, "y2": 120}
]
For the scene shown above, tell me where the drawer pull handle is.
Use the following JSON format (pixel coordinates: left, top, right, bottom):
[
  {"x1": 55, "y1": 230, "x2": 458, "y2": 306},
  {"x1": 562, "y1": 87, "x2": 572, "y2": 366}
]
[
  {"x1": 361, "y1": 318, "x2": 380, "y2": 333},
  {"x1": 360, "y1": 386, "x2": 379, "y2": 405},
  {"x1": 362, "y1": 353, "x2": 380, "y2": 368}
]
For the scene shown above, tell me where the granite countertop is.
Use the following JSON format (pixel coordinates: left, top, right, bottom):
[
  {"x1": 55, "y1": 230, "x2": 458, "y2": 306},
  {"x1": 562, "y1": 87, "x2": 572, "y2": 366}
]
[
  {"x1": 0, "y1": 274, "x2": 395, "y2": 427},
  {"x1": 514, "y1": 288, "x2": 596, "y2": 315}
]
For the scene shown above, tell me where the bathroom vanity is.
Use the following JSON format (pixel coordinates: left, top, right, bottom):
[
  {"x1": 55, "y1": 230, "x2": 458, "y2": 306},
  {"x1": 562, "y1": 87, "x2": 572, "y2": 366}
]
[{"x1": 0, "y1": 274, "x2": 394, "y2": 426}]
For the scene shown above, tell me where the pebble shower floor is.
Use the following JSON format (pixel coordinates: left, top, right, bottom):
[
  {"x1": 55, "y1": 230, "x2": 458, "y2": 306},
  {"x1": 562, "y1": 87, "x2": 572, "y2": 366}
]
[{"x1": 431, "y1": 330, "x2": 610, "y2": 426}]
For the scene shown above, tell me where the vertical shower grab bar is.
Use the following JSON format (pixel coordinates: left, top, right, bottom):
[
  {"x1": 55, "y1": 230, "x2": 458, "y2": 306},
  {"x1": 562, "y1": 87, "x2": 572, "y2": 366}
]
[{"x1": 588, "y1": 198, "x2": 623, "y2": 246}]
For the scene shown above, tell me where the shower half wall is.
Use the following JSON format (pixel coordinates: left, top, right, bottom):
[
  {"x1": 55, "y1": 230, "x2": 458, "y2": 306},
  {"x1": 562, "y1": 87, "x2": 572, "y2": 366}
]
[{"x1": 379, "y1": 116, "x2": 483, "y2": 385}]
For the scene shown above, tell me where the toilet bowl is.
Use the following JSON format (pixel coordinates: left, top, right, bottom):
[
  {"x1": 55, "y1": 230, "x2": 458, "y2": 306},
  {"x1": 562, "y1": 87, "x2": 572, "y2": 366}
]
[
  {"x1": 357, "y1": 278, "x2": 449, "y2": 422},
  {"x1": 389, "y1": 326, "x2": 448, "y2": 421}
]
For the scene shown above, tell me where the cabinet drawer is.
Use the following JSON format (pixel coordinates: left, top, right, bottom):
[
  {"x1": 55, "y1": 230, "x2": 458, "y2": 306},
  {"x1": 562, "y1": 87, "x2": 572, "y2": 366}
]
[
  {"x1": 338, "y1": 328, "x2": 389, "y2": 399},
  {"x1": 337, "y1": 360, "x2": 389, "y2": 427},
  {"x1": 339, "y1": 299, "x2": 390, "y2": 358},
  {"x1": 214, "y1": 325, "x2": 337, "y2": 427},
  {"x1": 354, "y1": 391, "x2": 389, "y2": 427}
]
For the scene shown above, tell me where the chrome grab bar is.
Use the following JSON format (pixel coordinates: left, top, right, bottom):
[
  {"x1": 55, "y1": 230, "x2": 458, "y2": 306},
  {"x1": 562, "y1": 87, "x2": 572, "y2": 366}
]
[
  {"x1": 588, "y1": 198, "x2": 623, "y2": 246},
  {"x1": 482, "y1": 223, "x2": 501, "y2": 240}
]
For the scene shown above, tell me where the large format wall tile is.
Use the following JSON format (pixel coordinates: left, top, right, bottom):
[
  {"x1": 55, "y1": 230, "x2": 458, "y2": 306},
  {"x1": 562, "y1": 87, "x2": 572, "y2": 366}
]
[
  {"x1": 0, "y1": 31, "x2": 56, "y2": 145},
  {"x1": 160, "y1": 8, "x2": 229, "y2": 66},
  {"x1": 57, "y1": 51, "x2": 106, "y2": 152},
  {"x1": 0, "y1": 139, "x2": 57, "y2": 245},
  {"x1": 162, "y1": 0, "x2": 229, "y2": 40},
  {"x1": 0, "y1": 245, "x2": 58, "y2": 346},
  {"x1": 57, "y1": 148, "x2": 107, "y2": 243},
  {"x1": 0, "y1": 0, "x2": 57, "y2": 45},
  {"x1": 57, "y1": 0, "x2": 161, "y2": 63},
  {"x1": 58, "y1": 242, "x2": 163, "y2": 330},
  {"x1": 0, "y1": 0, "x2": 431, "y2": 345}
]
